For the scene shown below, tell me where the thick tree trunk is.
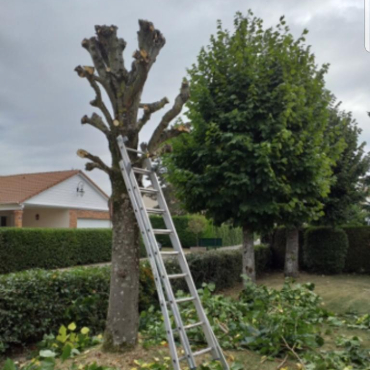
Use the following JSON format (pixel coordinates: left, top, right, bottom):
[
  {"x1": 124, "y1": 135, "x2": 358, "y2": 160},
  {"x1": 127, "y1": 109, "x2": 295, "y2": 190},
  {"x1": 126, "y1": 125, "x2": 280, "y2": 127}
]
[
  {"x1": 103, "y1": 175, "x2": 140, "y2": 351},
  {"x1": 284, "y1": 228, "x2": 299, "y2": 278},
  {"x1": 242, "y1": 226, "x2": 256, "y2": 284}
]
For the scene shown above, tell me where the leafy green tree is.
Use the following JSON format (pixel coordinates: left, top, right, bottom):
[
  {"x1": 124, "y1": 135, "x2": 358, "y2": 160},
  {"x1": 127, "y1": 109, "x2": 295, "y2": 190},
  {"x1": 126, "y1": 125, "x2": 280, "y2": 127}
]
[
  {"x1": 315, "y1": 103, "x2": 370, "y2": 226},
  {"x1": 166, "y1": 11, "x2": 335, "y2": 282}
]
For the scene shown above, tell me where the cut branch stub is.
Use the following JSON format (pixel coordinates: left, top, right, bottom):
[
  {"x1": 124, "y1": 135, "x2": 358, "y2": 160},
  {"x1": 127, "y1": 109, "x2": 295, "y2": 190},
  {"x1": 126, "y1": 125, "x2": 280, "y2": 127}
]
[
  {"x1": 77, "y1": 149, "x2": 88, "y2": 158},
  {"x1": 147, "y1": 79, "x2": 190, "y2": 152},
  {"x1": 81, "y1": 113, "x2": 110, "y2": 136},
  {"x1": 137, "y1": 96, "x2": 170, "y2": 131},
  {"x1": 94, "y1": 25, "x2": 128, "y2": 79},
  {"x1": 124, "y1": 20, "x2": 166, "y2": 105},
  {"x1": 76, "y1": 149, "x2": 112, "y2": 175},
  {"x1": 137, "y1": 20, "x2": 166, "y2": 63}
]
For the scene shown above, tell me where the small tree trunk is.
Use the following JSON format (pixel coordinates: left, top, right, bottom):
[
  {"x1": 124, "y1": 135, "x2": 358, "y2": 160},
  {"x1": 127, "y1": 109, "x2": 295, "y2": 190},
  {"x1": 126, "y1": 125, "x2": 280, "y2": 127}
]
[
  {"x1": 103, "y1": 176, "x2": 140, "y2": 351},
  {"x1": 242, "y1": 225, "x2": 256, "y2": 284},
  {"x1": 285, "y1": 228, "x2": 299, "y2": 278}
]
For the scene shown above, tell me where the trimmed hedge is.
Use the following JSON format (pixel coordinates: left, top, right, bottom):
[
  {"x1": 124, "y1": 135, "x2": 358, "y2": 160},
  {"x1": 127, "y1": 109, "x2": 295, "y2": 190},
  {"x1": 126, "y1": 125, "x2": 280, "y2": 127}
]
[
  {"x1": 342, "y1": 226, "x2": 370, "y2": 273},
  {"x1": 0, "y1": 216, "x2": 243, "y2": 274},
  {"x1": 0, "y1": 247, "x2": 271, "y2": 352},
  {"x1": 303, "y1": 227, "x2": 348, "y2": 274},
  {"x1": 271, "y1": 226, "x2": 370, "y2": 274},
  {"x1": 0, "y1": 228, "x2": 112, "y2": 274}
]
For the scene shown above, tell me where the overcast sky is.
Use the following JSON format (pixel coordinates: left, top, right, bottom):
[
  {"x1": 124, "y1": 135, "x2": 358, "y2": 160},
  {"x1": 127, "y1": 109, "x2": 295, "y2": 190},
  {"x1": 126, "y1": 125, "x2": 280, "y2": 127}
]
[{"x1": 0, "y1": 0, "x2": 368, "y2": 194}]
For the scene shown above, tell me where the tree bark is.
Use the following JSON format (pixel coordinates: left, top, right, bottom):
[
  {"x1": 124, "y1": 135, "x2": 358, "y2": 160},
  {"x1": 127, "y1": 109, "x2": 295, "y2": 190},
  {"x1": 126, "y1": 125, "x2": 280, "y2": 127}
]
[
  {"x1": 242, "y1": 226, "x2": 256, "y2": 284},
  {"x1": 103, "y1": 175, "x2": 140, "y2": 350},
  {"x1": 284, "y1": 228, "x2": 300, "y2": 278},
  {"x1": 76, "y1": 22, "x2": 190, "y2": 352}
]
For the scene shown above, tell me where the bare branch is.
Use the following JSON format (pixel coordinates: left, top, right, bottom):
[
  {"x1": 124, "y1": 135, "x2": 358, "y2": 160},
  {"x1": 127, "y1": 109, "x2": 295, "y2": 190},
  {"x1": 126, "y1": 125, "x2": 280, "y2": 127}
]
[
  {"x1": 147, "y1": 79, "x2": 190, "y2": 152},
  {"x1": 95, "y1": 25, "x2": 128, "y2": 80},
  {"x1": 137, "y1": 97, "x2": 169, "y2": 131},
  {"x1": 81, "y1": 113, "x2": 110, "y2": 136},
  {"x1": 77, "y1": 149, "x2": 112, "y2": 175},
  {"x1": 124, "y1": 20, "x2": 166, "y2": 105},
  {"x1": 74, "y1": 66, "x2": 113, "y2": 127},
  {"x1": 156, "y1": 123, "x2": 191, "y2": 146}
]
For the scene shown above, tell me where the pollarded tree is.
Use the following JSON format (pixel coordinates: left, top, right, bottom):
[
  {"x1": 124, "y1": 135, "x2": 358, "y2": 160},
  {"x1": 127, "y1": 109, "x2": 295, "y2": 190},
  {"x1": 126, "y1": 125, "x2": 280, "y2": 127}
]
[
  {"x1": 75, "y1": 22, "x2": 189, "y2": 351},
  {"x1": 166, "y1": 12, "x2": 334, "y2": 282}
]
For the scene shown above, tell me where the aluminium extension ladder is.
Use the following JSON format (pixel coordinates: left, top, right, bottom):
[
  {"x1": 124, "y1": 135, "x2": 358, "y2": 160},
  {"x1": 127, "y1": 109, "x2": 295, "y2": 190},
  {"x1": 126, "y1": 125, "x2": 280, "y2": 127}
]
[{"x1": 117, "y1": 135, "x2": 230, "y2": 370}]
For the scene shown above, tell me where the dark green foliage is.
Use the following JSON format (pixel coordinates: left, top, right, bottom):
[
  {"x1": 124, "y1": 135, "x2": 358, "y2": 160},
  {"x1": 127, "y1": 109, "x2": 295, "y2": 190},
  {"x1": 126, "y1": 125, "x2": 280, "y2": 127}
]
[
  {"x1": 342, "y1": 226, "x2": 370, "y2": 273},
  {"x1": 0, "y1": 249, "x2": 271, "y2": 351},
  {"x1": 0, "y1": 228, "x2": 112, "y2": 274},
  {"x1": 303, "y1": 227, "x2": 348, "y2": 274},
  {"x1": 0, "y1": 218, "x2": 243, "y2": 274},
  {"x1": 271, "y1": 227, "x2": 305, "y2": 269},
  {"x1": 316, "y1": 103, "x2": 370, "y2": 226},
  {"x1": 254, "y1": 244, "x2": 272, "y2": 273},
  {"x1": 141, "y1": 281, "x2": 330, "y2": 357},
  {"x1": 166, "y1": 12, "x2": 336, "y2": 233}
]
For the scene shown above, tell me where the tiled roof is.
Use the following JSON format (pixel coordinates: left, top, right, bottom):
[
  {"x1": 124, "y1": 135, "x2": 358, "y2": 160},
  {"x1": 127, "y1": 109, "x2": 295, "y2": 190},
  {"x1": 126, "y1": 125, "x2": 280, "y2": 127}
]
[{"x1": 0, "y1": 170, "x2": 80, "y2": 204}]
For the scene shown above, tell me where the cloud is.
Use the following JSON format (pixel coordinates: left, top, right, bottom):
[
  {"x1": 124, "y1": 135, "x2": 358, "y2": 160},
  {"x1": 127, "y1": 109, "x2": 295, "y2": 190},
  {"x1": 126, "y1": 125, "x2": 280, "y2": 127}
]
[{"x1": 0, "y1": 0, "x2": 369, "y2": 194}]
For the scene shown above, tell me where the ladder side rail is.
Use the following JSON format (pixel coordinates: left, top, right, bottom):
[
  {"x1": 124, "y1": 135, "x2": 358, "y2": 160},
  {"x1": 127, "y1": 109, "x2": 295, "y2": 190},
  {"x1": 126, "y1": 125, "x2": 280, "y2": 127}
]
[
  {"x1": 117, "y1": 137, "x2": 196, "y2": 369},
  {"x1": 145, "y1": 159, "x2": 230, "y2": 369},
  {"x1": 118, "y1": 158, "x2": 181, "y2": 370}
]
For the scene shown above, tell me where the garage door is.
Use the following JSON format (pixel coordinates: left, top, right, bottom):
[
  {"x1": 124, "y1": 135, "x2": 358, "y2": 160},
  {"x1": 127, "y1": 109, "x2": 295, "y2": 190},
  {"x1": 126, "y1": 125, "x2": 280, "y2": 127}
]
[{"x1": 77, "y1": 219, "x2": 112, "y2": 228}]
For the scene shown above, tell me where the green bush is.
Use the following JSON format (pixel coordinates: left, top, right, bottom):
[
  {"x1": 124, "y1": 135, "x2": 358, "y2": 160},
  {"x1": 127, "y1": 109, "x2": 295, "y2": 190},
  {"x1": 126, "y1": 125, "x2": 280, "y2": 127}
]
[
  {"x1": 0, "y1": 248, "x2": 269, "y2": 352},
  {"x1": 342, "y1": 226, "x2": 370, "y2": 273},
  {"x1": 303, "y1": 227, "x2": 349, "y2": 274},
  {"x1": 270, "y1": 227, "x2": 305, "y2": 269},
  {"x1": 0, "y1": 228, "x2": 112, "y2": 274}
]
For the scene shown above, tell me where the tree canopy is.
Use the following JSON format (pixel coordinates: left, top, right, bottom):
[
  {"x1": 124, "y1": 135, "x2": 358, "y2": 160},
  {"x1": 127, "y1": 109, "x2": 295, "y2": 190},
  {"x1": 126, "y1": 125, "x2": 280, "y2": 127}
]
[
  {"x1": 166, "y1": 11, "x2": 336, "y2": 233},
  {"x1": 316, "y1": 102, "x2": 370, "y2": 226}
]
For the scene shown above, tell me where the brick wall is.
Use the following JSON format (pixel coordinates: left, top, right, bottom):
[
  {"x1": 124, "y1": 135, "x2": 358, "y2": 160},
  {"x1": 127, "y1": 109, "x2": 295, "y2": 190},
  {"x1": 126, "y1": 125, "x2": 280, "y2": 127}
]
[
  {"x1": 69, "y1": 209, "x2": 110, "y2": 228},
  {"x1": 13, "y1": 210, "x2": 23, "y2": 228}
]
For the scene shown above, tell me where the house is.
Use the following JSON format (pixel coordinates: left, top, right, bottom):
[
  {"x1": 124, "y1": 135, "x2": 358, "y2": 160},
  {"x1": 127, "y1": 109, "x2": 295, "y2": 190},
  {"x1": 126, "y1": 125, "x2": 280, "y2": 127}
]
[{"x1": 0, "y1": 170, "x2": 111, "y2": 228}]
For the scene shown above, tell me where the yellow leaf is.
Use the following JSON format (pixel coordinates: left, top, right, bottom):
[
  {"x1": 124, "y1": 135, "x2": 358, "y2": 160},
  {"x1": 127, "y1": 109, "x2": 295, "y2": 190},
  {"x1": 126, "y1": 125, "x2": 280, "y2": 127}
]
[{"x1": 81, "y1": 327, "x2": 90, "y2": 335}]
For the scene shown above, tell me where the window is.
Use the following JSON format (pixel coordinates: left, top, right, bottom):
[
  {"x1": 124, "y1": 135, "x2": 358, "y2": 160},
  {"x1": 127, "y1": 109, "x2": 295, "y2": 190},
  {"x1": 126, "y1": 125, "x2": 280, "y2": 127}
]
[{"x1": 0, "y1": 216, "x2": 7, "y2": 227}]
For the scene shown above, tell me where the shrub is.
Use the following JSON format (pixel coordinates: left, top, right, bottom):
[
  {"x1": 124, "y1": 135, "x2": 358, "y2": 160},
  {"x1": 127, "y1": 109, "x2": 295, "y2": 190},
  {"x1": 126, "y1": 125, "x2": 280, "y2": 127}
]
[
  {"x1": 0, "y1": 248, "x2": 270, "y2": 351},
  {"x1": 303, "y1": 227, "x2": 348, "y2": 274},
  {"x1": 0, "y1": 228, "x2": 112, "y2": 274},
  {"x1": 342, "y1": 226, "x2": 370, "y2": 273}
]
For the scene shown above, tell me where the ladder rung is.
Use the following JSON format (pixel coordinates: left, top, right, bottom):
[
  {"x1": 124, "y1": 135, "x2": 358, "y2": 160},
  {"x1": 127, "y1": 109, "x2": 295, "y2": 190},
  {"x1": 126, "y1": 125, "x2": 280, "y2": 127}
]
[
  {"x1": 139, "y1": 187, "x2": 158, "y2": 194},
  {"x1": 193, "y1": 347, "x2": 213, "y2": 357},
  {"x1": 126, "y1": 147, "x2": 147, "y2": 155},
  {"x1": 132, "y1": 167, "x2": 151, "y2": 175},
  {"x1": 175, "y1": 296, "x2": 195, "y2": 304},
  {"x1": 154, "y1": 229, "x2": 172, "y2": 235},
  {"x1": 178, "y1": 347, "x2": 213, "y2": 362},
  {"x1": 184, "y1": 321, "x2": 203, "y2": 330},
  {"x1": 168, "y1": 273, "x2": 187, "y2": 279},
  {"x1": 146, "y1": 208, "x2": 165, "y2": 214},
  {"x1": 160, "y1": 251, "x2": 179, "y2": 256}
]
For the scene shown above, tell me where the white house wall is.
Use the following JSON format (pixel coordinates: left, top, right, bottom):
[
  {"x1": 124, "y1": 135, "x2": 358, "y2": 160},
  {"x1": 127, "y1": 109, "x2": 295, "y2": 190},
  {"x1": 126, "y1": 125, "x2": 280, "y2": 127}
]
[
  {"x1": 24, "y1": 174, "x2": 109, "y2": 211},
  {"x1": 23, "y1": 208, "x2": 70, "y2": 228}
]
